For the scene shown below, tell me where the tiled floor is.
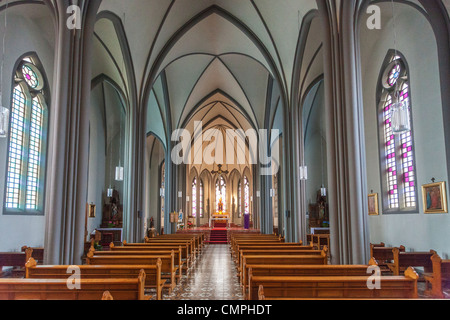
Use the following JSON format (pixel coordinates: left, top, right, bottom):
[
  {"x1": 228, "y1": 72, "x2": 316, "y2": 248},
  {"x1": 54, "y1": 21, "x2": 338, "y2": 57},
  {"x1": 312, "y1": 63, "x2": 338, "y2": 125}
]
[{"x1": 165, "y1": 244, "x2": 243, "y2": 300}]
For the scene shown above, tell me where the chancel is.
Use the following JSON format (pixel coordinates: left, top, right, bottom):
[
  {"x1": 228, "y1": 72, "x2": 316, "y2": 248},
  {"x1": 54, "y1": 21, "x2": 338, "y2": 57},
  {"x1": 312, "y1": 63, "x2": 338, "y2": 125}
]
[{"x1": 0, "y1": 0, "x2": 449, "y2": 302}]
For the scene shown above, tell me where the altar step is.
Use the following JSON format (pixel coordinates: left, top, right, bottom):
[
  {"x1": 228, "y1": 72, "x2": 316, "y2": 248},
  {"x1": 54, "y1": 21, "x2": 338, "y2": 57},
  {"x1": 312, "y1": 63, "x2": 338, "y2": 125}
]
[
  {"x1": 213, "y1": 222, "x2": 227, "y2": 228},
  {"x1": 205, "y1": 229, "x2": 228, "y2": 244}
]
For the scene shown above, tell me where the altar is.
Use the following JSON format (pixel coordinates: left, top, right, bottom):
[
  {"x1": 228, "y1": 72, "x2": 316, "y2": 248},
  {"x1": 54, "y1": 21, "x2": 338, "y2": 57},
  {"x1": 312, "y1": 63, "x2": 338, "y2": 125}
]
[
  {"x1": 209, "y1": 212, "x2": 230, "y2": 228},
  {"x1": 210, "y1": 197, "x2": 230, "y2": 228}
]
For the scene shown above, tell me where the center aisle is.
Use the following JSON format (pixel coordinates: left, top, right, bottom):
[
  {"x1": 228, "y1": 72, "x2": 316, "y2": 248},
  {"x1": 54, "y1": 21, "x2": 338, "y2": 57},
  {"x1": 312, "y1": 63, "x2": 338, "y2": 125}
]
[{"x1": 166, "y1": 244, "x2": 243, "y2": 300}]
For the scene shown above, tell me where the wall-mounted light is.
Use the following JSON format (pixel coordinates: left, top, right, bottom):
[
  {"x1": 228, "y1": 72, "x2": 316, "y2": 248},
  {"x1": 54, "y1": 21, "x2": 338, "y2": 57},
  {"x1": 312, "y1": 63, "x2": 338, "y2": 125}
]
[
  {"x1": 115, "y1": 165, "x2": 124, "y2": 181},
  {"x1": 299, "y1": 166, "x2": 308, "y2": 181},
  {"x1": 320, "y1": 185, "x2": 327, "y2": 197},
  {"x1": 160, "y1": 188, "x2": 165, "y2": 197}
]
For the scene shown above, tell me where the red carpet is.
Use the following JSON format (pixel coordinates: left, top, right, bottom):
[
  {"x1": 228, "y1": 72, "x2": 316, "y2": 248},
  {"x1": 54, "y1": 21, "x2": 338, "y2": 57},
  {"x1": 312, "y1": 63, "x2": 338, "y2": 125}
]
[{"x1": 205, "y1": 228, "x2": 228, "y2": 244}]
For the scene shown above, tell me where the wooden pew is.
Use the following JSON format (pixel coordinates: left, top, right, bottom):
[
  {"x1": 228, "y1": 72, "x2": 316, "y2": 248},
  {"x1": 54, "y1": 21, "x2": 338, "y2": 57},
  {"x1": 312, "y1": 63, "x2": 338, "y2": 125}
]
[
  {"x1": 0, "y1": 248, "x2": 33, "y2": 276},
  {"x1": 243, "y1": 258, "x2": 378, "y2": 299},
  {"x1": 121, "y1": 241, "x2": 193, "y2": 270},
  {"x1": 237, "y1": 248, "x2": 325, "y2": 273},
  {"x1": 144, "y1": 238, "x2": 197, "y2": 257},
  {"x1": 21, "y1": 246, "x2": 44, "y2": 264},
  {"x1": 424, "y1": 253, "x2": 450, "y2": 299},
  {"x1": 0, "y1": 269, "x2": 151, "y2": 300},
  {"x1": 25, "y1": 257, "x2": 165, "y2": 300},
  {"x1": 388, "y1": 247, "x2": 437, "y2": 277},
  {"x1": 312, "y1": 234, "x2": 330, "y2": 250},
  {"x1": 233, "y1": 243, "x2": 311, "y2": 263},
  {"x1": 231, "y1": 238, "x2": 284, "y2": 256},
  {"x1": 370, "y1": 244, "x2": 406, "y2": 272},
  {"x1": 249, "y1": 267, "x2": 419, "y2": 300},
  {"x1": 240, "y1": 251, "x2": 329, "y2": 291},
  {"x1": 92, "y1": 246, "x2": 184, "y2": 284},
  {"x1": 86, "y1": 251, "x2": 177, "y2": 294},
  {"x1": 149, "y1": 234, "x2": 203, "y2": 256}
]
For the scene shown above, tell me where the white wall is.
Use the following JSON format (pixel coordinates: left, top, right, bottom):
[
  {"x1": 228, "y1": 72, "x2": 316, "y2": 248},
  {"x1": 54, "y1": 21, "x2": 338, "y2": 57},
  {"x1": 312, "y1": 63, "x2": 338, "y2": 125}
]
[
  {"x1": 0, "y1": 8, "x2": 54, "y2": 252},
  {"x1": 360, "y1": 4, "x2": 450, "y2": 258}
]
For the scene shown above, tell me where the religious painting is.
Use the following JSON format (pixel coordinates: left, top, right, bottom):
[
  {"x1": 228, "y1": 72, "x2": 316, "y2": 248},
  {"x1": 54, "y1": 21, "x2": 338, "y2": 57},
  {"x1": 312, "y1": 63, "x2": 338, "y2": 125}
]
[
  {"x1": 422, "y1": 181, "x2": 448, "y2": 214},
  {"x1": 88, "y1": 203, "x2": 96, "y2": 218},
  {"x1": 368, "y1": 193, "x2": 379, "y2": 216}
]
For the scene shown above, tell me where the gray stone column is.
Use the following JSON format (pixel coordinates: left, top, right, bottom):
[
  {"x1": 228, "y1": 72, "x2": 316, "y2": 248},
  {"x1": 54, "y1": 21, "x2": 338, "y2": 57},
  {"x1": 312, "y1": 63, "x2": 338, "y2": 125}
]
[
  {"x1": 44, "y1": 0, "x2": 102, "y2": 265},
  {"x1": 316, "y1": 0, "x2": 370, "y2": 265}
]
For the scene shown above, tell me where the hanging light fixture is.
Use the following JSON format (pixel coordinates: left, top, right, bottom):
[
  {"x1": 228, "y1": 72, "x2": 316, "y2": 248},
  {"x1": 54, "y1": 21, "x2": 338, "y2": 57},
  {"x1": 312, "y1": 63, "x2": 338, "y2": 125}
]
[
  {"x1": 390, "y1": 0, "x2": 410, "y2": 135},
  {"x1": 0, "y1": 1, "x2": 9, "y2": 138},
  {"x1": 391, "y1": 99, "x2": 410, "y2": 134}
]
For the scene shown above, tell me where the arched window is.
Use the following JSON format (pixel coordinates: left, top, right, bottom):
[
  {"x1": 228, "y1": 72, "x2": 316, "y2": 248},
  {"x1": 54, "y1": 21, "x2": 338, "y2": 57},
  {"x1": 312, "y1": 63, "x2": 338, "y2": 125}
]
[
  {"x1": 199, "y1": 179, "x2": 204, "y2": 218},
  {"x1": 4, "y1": 57, "x2": 48, "y2": 214},
  {"x1": 215, "y1": 176, "x2": 226, "y2": 212},
  {"x1": 244, "y1": 176, "x2": 250, "y2": 215},
  {"x1": 378, "y1": 54, "x2": 417, "y2": 212},
  {"x1": 238, "y1": 180, "x2": 242, "y2": 218},
  {"x1": 192, "y1": 178, "x2": 197, "y2": 218}
]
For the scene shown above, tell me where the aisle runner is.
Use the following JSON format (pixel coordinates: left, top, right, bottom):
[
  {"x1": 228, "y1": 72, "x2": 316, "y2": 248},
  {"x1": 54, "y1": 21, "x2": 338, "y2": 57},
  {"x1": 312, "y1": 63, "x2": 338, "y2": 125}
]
[{"x1": 167, "y1": 244, "x2": 243, "y2": 300}]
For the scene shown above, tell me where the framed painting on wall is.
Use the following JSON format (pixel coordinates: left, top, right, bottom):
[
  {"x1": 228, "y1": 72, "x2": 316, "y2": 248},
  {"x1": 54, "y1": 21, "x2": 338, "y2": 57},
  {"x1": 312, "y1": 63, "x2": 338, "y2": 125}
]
[
  {"x1": 422, "y1": 181, "x2": 448, "y2": 214},
  {"x1": 88, "y1": 203, "x2": 96, "y2": 218},
  {"x1": 368, "y1": 193, "x2": 379, "y2": 216}
]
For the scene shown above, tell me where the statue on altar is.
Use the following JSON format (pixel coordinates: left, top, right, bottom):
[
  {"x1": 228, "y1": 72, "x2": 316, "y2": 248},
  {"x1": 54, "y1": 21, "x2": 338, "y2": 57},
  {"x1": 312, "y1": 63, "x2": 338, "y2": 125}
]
[
  {"x1": 218, "y1": 197, "x2": 224, "y2": 213},
  {"x1": 102, "y1": 189, "x2": 123, "y2": 228}
]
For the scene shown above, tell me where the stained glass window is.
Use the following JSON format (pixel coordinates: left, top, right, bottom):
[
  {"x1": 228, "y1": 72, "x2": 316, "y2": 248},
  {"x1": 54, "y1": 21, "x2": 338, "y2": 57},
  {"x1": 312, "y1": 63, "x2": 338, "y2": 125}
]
[
  {"x1": 244, "y1": 176, "x2": 249, "y2": 215},
  {"x1": 378, "y1": 54, "x2": 417, "y2": 212},
  {"x1": 199, "y1": 180, "x2": 203, "y2": 218},
  {"x1": 22, "y1": 64, "x2": 40, "y2": 89},
  {"x1": 192, "y1": 178, "x2": 197, "y2": 218},
  {"x1": 238, "y1": 180, "x2": 242, "y2": 218},
  {"x1": 216, "y1": 176, "x2": 226, "y2": 212},
  {"x1": 4, "y1": 58, "x2": 47, "y2": 213}
]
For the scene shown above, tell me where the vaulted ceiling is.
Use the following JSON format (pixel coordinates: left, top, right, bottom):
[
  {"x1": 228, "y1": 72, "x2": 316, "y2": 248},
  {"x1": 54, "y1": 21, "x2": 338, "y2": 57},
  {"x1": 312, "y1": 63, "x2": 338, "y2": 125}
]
[{"x1": 92, "y1": 0, "x2": 321, "y2": 147}]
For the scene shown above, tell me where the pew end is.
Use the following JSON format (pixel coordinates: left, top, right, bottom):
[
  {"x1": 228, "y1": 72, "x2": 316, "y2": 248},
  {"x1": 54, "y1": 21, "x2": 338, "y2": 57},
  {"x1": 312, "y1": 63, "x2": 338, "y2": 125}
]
[
  {"x1": 102, "y1": 291, "x2": 114, "y2": 300},
  {"x1": 258, "y1": 285, "x2": 265, "y2": 300}
]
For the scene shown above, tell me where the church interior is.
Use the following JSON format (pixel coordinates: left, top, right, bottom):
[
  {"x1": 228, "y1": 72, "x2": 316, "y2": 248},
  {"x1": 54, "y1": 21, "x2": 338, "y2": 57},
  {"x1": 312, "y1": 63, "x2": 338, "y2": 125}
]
[{"x1": 0, "y1": 0, "x2": 449, "y2": 302}]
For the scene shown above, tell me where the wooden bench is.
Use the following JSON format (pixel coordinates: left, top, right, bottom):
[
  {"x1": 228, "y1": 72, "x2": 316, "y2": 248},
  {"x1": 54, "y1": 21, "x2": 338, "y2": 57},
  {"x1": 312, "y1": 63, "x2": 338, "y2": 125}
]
[
  {"x1": 233, "y1": 243, "x2": 311, "y2": 262},
  {"x1": 231, "y1": 239, "x2": 284, "y2": 256},
  {"x1": 138, "y1": 238, "x2": 196, "y2": 262},
  {"x1": 249, "y1": 267, "x2": 419, "y2": 300},
  {"x1": 92, "y1": 246, "x2": 184, "y2": 283},
  {"x1": 143, "y1": 238, "x2": 197, "y2": 256},
  {"x1": 148, "y1": 234, "x2": 203, "y2": 256},
  {"x1": 312, "y1": 234, "x2": 330, "y2": 250},
  {"x1": 21, "y1": 246, "x2": 44, "y2": 264},
  {"x1": 387, "y1": 247, "x2": 437, "y2": 277},
  {"x1": 121, "y1": 241, "x2": 193, "y2": 270},
  {"x1": 237, "y1": 248, "x2": 326, "y2": 273},
  {"x1": 0, "y1": 269, "x2": 151, "y2": 300},
  {"x1": 243, "y1": 259, "x2": 378, "y2": 299},
  {"x1": 86, "y1": 251, "x2": 177, "y2": 294},
  {"x1": 0, "y1": 248, "x2": 33, "y2": 276},
  {"x1": 25, "y1": 257, "x2": 165, "y2": 300},
  {"x1": 424, "y1": 253, "x2": 450, "y2": 299},
  {"x1": 240, "y1": 251, "x2": 329, "y2": 291},
  {"x1": 370, "y1": 244, "x2": 406, "y2": 272}
]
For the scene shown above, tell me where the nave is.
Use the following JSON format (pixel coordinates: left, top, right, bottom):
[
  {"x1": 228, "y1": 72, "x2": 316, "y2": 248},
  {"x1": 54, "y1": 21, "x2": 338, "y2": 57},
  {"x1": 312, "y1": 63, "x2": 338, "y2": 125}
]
[{"x1": 167, "y1": 244, "x2": 243, "y2": 300}]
